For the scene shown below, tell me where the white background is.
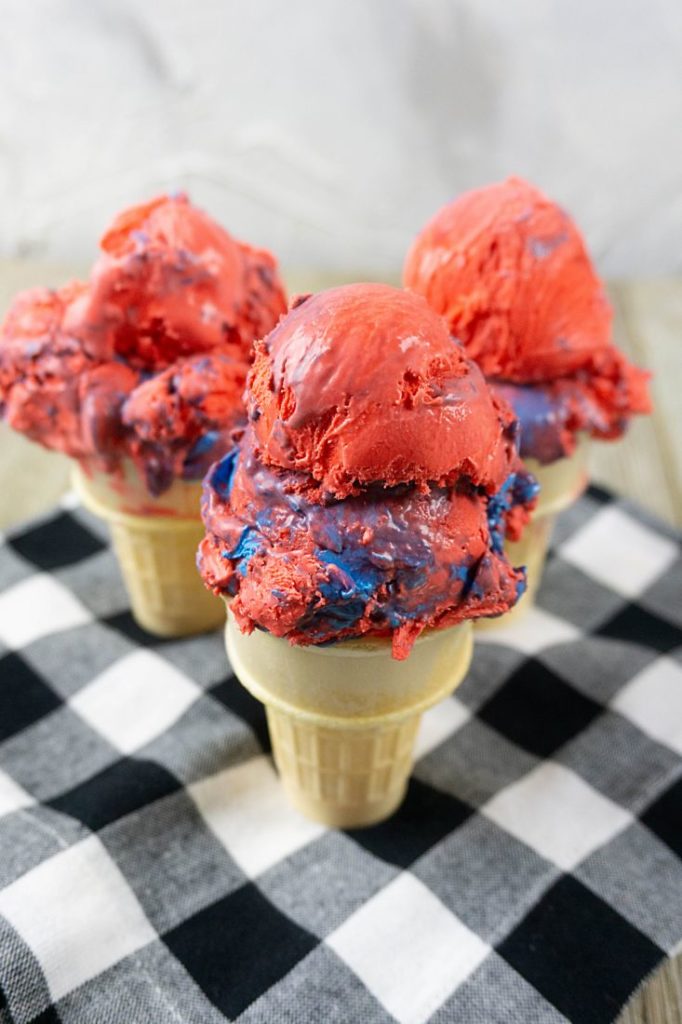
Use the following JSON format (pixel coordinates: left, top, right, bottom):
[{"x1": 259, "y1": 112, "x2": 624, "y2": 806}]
[{"x1": 1, "y1": 0, "x2": 681, "y2": 276}]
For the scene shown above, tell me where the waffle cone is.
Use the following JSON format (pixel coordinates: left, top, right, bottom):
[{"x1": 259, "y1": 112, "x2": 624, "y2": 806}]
[
  {"x1": 479, "y1": 438, "x2": 589, "y2": 629},
  {"x1": 73, "y1": 464, "x2": 223, "y2": 637},
  {"x1": 225, "y1": 610, "x2": 474, "y2": 827}
]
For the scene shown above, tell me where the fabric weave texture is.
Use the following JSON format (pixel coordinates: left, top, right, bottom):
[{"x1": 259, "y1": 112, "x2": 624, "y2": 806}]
[{"x1": 0, "y1": 485, "x2": 680, "y2": 1024}]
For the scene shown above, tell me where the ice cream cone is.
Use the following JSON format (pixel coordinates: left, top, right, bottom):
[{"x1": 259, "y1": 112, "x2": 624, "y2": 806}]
[
  {"x1": 479, "y1": 438, "x2": 589, "y2": 628},
  {"x1": 73, "y1": 463, "x2": 224, "y2": 637},
  {"x1": 225, "y1": 609, "x2": 474, "y2": 828}
]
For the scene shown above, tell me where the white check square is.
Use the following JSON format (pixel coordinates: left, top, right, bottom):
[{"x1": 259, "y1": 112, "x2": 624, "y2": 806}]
[
  {"x1": 0, "y1": 835, "x2": 155, "y2": 1001},
  {"x1": 483, "y1": 761, "x2": 632, "y2": 870},
  {"x1": 477, "y1": 606, "x2": 581, "y2": 654},
  {"x1": 560, "y1": 506, "x2": 678, "y2": 598},
  {"x1": 414, "y1": 696, "x2": 470, "y2": 760},
  {"x1": 612, "y1": 658, "x2": 682, "y2": 755},
  {"x1": 70, "y1": 649, "x2": 199, "y2": 754},
  {"x1": 0, "y1": 769, "x2": 34, "y2": 819},
  {"x1": 189, "y1": 755, "x2": 324, "y2": 877},
  {"x1": 0, "y1": 574, "x2": 91, "y2": 649},
  {"x1": 327, "y1": 873, "x2": 490, "y2": 1024}
]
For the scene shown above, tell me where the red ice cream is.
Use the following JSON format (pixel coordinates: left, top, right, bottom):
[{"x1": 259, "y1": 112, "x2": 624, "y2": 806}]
[
  {"x1": 404, "y1": 177, "x2": 651, "y2": 462},
  {"x1": 0, "y1": 283, "x2": 96, "y2": 460},
  {"x1": 0, "y1": 194, "x2": 287, "y2": 493},
  {"x1": 199, "y1": 284, "x2": 538, "y2": 658},
  {"x1": 121, "y1": 353, "x2": 248, "y2": 493},
  {"x1": 249, "y1": 284, "x2": 516, "y2": 499},
  {"x1": 64, "y1": 193, "x2": 285, "y2": 368}
]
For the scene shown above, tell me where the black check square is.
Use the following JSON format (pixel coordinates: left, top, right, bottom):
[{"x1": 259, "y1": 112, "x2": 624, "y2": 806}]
[
  {"x1": 22, "y1": 1008, "x2": 61, "y2": 1024},
  {"x1": 209, "y1": 672, "x2": 271, "y2": 754},
  {"x1": 498, "y1": 875, "x2": 664, "y2": 1024},
  {"x1": 596, "y1": 603, "x2": 682, "y2": 654},
  {"x1": 48, "y1": 757, "x2": 181, "y2": 831},
  {"x1": 456, "y1": 643, "x2": 527, "y2": 711},
  {"x1": 164, "y1": 883, "x2": 318, "y2": 1019},
  {"x1": 0, "y1": 653, "x2": 61, "y2": 741},
  {"x1": 585, "y1": 483, "x2": 612, "y2": 505},
  {"x1": 9, "y1": 512, "x2": 105, "y2": 571},
  {"x1": 101, "y1": 610, "x2": 178, "y2": 648},
  {"x1": 641, "y1": 774, "x2": 682, "y2": 859},
  {"x1": 52, "y1": 940, "x2": 242, "y2": 1023},
  {"x1": 432, "y1": 952, "x2": 569, "y2": 1024},
  {"x1": 577, "y1": 822, "x2": 682, "y2": 954},
  {"x1": 478, "y1": 659, "x2": 602, "y2": 758},
  {"x1": 346, "y1": 777, "x2": 472, "y2": 868},
  {"x1": 237, "y1": 944, "x2": 395, "y2": 1024}
]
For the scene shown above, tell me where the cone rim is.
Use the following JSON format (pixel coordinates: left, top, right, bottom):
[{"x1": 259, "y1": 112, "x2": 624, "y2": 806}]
[
  {"x1": 226, "y1": 619, "x2": 474, "y2": 731},
  {"x1": 72, "y1": 465, "x2": 201, "y2": 530}
]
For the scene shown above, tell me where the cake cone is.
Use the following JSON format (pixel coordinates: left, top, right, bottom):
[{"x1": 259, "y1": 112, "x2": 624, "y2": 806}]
[
  {"x1": 479, "y1": 438, "x2": 589, "y2": 628},
  {"x1": 225, "y1": 609, "x2": 474, "y2": 828},
  {"x1": 73, "y1": 463, "x2": 224, "y2": 637}
]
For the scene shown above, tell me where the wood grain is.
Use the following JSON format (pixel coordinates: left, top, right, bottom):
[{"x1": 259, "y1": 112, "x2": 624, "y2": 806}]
[{"x1": 619, "y1": 958, "x2": 682, "y2": 1024}]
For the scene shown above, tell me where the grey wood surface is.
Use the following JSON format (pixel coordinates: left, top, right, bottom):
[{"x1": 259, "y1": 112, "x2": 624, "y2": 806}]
[{"x1": 0, "y1": 262, "x2": 680, "y2": 1022}]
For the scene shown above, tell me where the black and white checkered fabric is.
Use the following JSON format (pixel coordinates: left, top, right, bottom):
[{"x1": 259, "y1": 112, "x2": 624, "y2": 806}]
[{"x1": 0, "y1": 485, "x2": 681, "y2": 1024}]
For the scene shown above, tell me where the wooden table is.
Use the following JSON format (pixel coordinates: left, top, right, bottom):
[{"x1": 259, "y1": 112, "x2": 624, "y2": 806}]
[{"x1": 1, "y1": 262, "x2": 680, "y2": 1022}]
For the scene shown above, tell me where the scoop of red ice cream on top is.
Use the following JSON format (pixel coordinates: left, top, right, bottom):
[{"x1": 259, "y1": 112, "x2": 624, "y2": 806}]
[
  {"x1": 248, "y1": 283, "x2": 518, "y2": 500},
  {"x1": 199, "y1": 283, "x2": 538, "y2": 659},
  {"x1": 64, "y1": 192, "x2": 287, "y2": 370},
  {"x1": 403, "y1": 177, "x2": 651, "y2": 462},
  {"x1": 0, "y1": 194, "x2": 287, "y2": 493}
]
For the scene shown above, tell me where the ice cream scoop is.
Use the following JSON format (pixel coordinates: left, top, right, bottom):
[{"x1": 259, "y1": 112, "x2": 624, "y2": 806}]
[
  {"x1": 404, "y1": 177, "x2": 652, "y2": 623},
  {"x1": 64, "y1": 192, "x2": 286, "y2": 369},
  {"x1": 403, "y1": 176, "x2": 650, "y2": 464},
  {"x1": 199, "y1": 283, "x2": 537, "y2": 659},
  {"x1": 248, "y1": 285, "x2": 516, "y2": 497},
  {"x1": 201, "y1": 427, "x2": 536, "y2": 659},
  {"x1": 0, "y1": 193, "x2": 287, "y2": 637},
  {"x1": 0, "y1": 193, "x2": 287, "y2": 494},
  {"x1": 199, "y1": 283, "x2": 537, "y2": 826}
]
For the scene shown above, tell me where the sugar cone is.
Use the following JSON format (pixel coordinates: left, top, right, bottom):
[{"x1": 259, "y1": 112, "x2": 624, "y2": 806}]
[
  {"x1": 225, "y1": 609, "x2": 474, "y2": 828},
  {"x1": 73, "y1": 463, "x2": 224, "y2": 637},
  {"x1": 478, "y1": 438, "x2": 589, "y2": 629}
]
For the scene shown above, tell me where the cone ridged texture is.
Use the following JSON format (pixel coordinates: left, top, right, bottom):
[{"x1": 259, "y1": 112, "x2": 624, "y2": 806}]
[
  {"x1": 267, "y1": 707, "x2": 420, "y2": 827},
  {"x1": 107, "y1": 515, "x2": 224, "y2": 636},
  {"x1": 74, "y1": 465, "x2": 224, "y2": 637},
  {"x1": 226, "y1": 613, "x2": 473, "y2": 827}
]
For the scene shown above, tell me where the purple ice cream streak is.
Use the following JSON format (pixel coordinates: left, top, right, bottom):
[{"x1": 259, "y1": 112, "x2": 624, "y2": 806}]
[
  {"x1": 199, "y1": 433, "x2": 538, "y2": 646},
  {"x1": 492, "y1": 382, "x2": 571, "y2": 464}
]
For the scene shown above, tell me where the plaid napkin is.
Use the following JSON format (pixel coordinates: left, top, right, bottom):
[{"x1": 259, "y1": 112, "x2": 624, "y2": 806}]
[{"x1": 0, "y1": 485, "x2": 680, "y2": 1024}]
